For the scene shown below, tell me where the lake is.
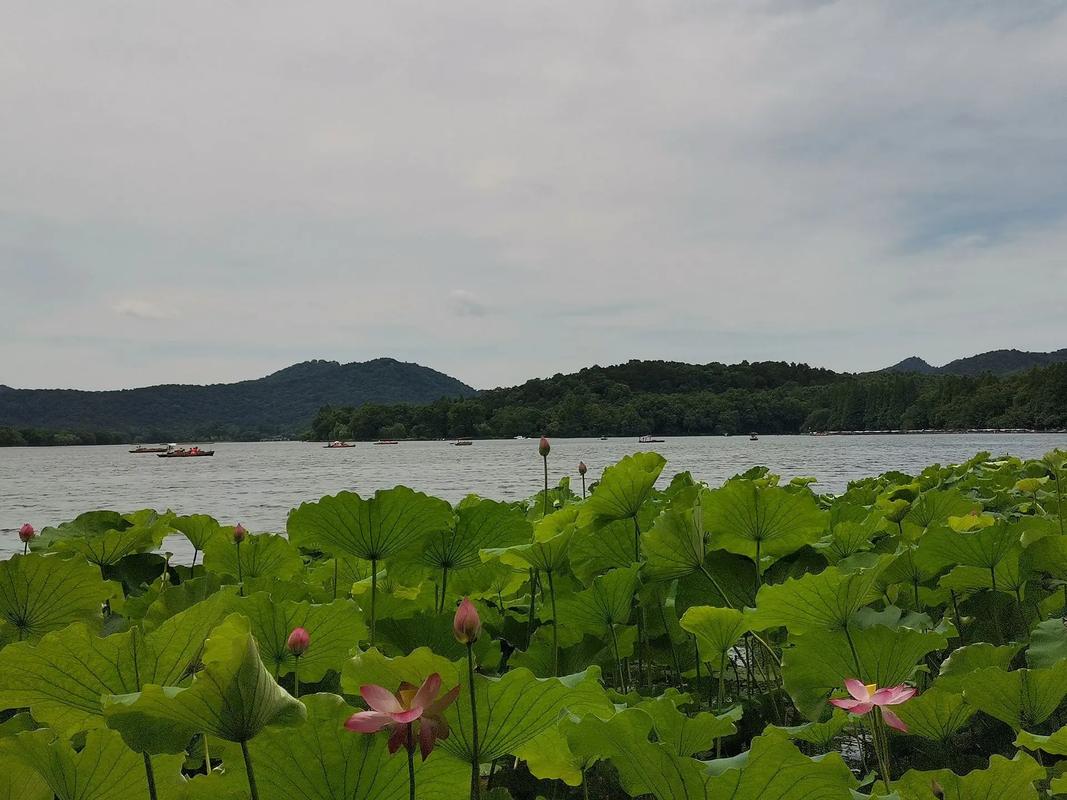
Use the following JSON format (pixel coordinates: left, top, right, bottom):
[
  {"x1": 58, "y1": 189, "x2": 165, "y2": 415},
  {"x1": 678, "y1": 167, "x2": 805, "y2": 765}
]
[{"x1": 3, "y1": 433, "x2": 1066, "y2": 561}]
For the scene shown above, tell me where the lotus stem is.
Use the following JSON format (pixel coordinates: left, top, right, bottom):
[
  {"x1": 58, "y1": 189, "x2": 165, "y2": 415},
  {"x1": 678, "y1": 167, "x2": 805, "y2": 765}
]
[
  {"x1": 547, "y1": 568, "x2": 559, "y2": 676},
  {"x1": 406, "y1": 727, "x2": 417, "y2": 800},
  {"x1": 236, "y1": 540, "x2": 244, "y2": 597},
  {"x1": 441, "y1": 566, "x2": 450, "y2": 613},
  {"x1": 581, "y1": 474, "x2": 586, "y2": 499},
  {"x1": 293, "y1": 654, "x2": 301, "y2": 699},
  {"x1": 143, "y1": 752, "x2": 157, "y2": 800},
  {"x1": 466, "y1": 641, "x2": 481, "y2": 800},
  {"x1": 240, "y1": 739, "x2": 260, "y2": 800},
  {"x1": 950, "y1": 589, "x2": 965, "y2": 642},
  {"x1": 22, "y1": 542, "x2": 27, "y2": 556},
  {"x1": 370, "y1": 558, "x2": 378, "y2": 645},
  {"x1": 526, "y1": 569, "x2": 538, "y2": 648},
  {"x1": 542, "y1": 455, "x2": 549, "y2": 518},
  {"x1": 202, "y1": 734, "x2": 211, "y2": 774},
  {"x1": 843, "y1": 624, "x2": 863, "y2": 677},
  {"x1": 609, "y1": 623, "x2": 626, "y2": 693},
  {"x1": 191, "y1": 548, "x2": 198, "y2": 568},
  {"x1": 989, "y1": 567, "x2": 1003, "y2": 645}
]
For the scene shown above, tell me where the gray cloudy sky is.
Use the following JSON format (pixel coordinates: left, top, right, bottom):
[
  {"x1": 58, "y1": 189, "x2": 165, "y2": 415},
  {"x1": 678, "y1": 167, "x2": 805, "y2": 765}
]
[{"x1": 3, "y1": 1, "x2": 1066, "y2": 391}]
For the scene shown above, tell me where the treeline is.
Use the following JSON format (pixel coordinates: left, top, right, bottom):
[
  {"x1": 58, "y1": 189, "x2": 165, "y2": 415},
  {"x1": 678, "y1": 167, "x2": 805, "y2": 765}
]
[
  {"x1": 0, "y1": 428, "x2": 128, "y2": 447},
  {"x1": 309, "y1": 360, "x2": 1067, "y2": 440}
]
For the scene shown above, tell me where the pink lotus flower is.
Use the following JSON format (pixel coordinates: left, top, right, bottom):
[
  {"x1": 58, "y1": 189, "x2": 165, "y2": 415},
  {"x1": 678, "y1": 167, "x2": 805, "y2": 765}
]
[
  {"x1": 345, "y1": 673, "x2": 460, "y2": 759},
  {"x1": 453, "y1": 597, "x2": 482, "y2": 644},
  {"x1": 539, "y1": 436, "x2": 551, "y2": 457},
  {"x1": 18, "y1": 524, "x2": 35, "y2": 543},
  {"x1": 286, "y1": 627, "x2": 310, "y2": 656},
  {"x1": 830, "y1": 679, "x2": 916, "y2": 731},
  {"x1": 233, "y1": 523, "x2": 247, "y2": 543}
]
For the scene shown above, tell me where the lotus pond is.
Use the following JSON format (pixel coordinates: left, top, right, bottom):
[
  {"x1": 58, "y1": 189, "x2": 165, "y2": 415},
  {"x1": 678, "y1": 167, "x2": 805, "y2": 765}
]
[{"x1": 2, "y1": 447, "x2": 1067, "y2": 799}]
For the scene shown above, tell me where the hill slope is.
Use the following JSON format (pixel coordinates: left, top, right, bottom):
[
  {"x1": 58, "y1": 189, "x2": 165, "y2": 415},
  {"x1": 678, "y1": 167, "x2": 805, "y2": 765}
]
[
  {"x1": 885, "y1": 348, "x2": 1067, "y2": 376},
  {"x1": 0, "y1": 358, "x2": 476, "y2": 439}
]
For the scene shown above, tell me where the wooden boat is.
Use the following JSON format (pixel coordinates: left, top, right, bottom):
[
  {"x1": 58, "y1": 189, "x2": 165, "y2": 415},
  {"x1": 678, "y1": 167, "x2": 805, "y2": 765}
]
[
  {"x1": 454, "y1": 439, "x2": 474, "y2": 446},
  {"x1": 129, "y1": 444, "x2": 171, "y2": 453},
  {"x1": 374, "y1": 440, "x2": 399, "y2": 445},
  {"x1": 749, "y1": 432, "x2": 759, "y2": 441},
  {"x1": 638, "y1": 434, "x2": 665, "y2": 444},
  {"x1": 158, "y1": 446, "x2": 214, "y2": 458},
  {"x1": 324, "y1": 441, "x2": 356, "y2": 448}
]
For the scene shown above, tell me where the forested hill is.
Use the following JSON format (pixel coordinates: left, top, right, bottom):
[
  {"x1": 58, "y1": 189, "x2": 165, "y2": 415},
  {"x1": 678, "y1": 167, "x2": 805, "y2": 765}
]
[
  {"x1": 311, "y1": 359, "x2": 1067, "y2": 440},
  {"x1": 0, "y1": 358, "x2": 475, "y2": 443},
  {"x1": 884, "y1": 348, "x2": 1067, "y2": 376}
]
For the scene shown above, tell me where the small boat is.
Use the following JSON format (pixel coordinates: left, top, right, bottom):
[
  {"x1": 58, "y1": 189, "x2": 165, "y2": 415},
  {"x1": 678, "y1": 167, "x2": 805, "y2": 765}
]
[
  {"x1": 638, "y1": 435, "x2": 665, "y2": 444},
  {"x1": 374, "y1": 440, "x2": 399, "y2": 445},
  {"x1": 158, "y1": 446, "x2": 214, "y2": 458},
  {"x1": 749, "y1": 432, "x2": 759, "y2": 441},
  {"x1": 129, "y1": 444, "x2": 171, "y2": 454},
  {"x1": 454, "y1": 439, "x2": 474, "y2": 446},
  {"x1": 324, "y1": 441, "x2": 356, "y2": 448},
  {"x1": 513, "y1": 435, "x2": 528, "y2": 440}
]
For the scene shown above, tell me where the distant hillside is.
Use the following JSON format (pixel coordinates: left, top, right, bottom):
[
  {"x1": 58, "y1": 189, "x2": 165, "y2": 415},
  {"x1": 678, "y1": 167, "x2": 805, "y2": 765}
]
[
  {"x1": 885, "y1": 348, "x2": 1067, "y2": 376},
  {"x1": 0, "y1": 358, "x2": 476, "y2": 441}
]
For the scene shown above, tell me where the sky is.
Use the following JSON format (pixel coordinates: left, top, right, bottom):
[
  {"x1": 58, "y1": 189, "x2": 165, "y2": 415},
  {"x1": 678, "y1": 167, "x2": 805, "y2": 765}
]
[{"x1": 2, "y1": 1, "x2": 1066, "y2": 391}]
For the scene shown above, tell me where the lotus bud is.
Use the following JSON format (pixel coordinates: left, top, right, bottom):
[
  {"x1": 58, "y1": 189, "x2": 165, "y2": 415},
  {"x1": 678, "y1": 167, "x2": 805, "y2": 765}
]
[
  {"x1": 453, "y1": 597, "x2": 482, "y2": 644},
  {"x1": 286, "y1": 626, "x2": 310, "y2": 656},
  {"x1": 931, "y1": 779, "x2": 944, "y2": 800},
  {"x1": 538, "y1": 436, "x2": 550, "y2": 457},
  {"x1": 233, "y1": 522, "x2": 247, "y2": 543},
  {"x1": 18, "y1": 524, "x2": 35, "y2": 543},
  {"x1": 578, "y1": 461, "x2": 587, "y2": 475}
]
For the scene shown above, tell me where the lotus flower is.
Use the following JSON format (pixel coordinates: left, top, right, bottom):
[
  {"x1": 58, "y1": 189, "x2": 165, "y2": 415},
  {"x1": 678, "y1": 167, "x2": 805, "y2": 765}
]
[
  {"x1": 829, "y1": 679, "x2": 915, "y2": 731},
  {"x1": 539, "y1": 436, "x2": 551, "y2": 457},
  {"x1": 453, "y1": 597, "x2": 481, "y2": 644},
  {"x1": 345, "y1": 673, "x2": 460, "y2": 759},
  {"x1": 18, "y1": 524, "x2": 35, "y2": 543},
  {"x1": 286, "y1": 627, "x2": 310, "y2": 656},
  {"x1": 578, "y1": 461, "x2": 587, "y2": 476},
  {"x1": 233, "y1": 522, "x2": 247, "y2": 543}
]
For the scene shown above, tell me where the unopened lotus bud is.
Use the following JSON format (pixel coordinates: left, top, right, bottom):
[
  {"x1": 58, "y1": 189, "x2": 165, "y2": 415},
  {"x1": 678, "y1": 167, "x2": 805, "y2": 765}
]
[
  {"x1": 453, "y1": 597, "x2": 482, "y2": 644},
  {"x1": 18, "y1": 524, "x2": 35, "y2": 543},
  {"x1": 286, "y1": 626, "x2": 310, "y2": 656},
  {"x1": 233, "y1": 523, "x2": 247, "y2": 543},
  {"x1": 539, "y1": 436, "x2": 550, "y2": 457},
  {"x1": 578, "y1": 461, "x2": 587, "y2": 475}
]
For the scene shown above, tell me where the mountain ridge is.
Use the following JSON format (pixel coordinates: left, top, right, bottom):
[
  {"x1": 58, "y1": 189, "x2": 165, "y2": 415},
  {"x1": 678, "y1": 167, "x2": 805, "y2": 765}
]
[{"x1": 883, "y1": 348, "x2": 1067, "y2": 376}]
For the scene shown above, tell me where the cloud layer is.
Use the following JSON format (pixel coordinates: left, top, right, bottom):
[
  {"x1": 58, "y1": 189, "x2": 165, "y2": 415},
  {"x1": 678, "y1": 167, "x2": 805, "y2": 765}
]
[{"x1": 2, "y1": 2, "x2": 1065, "y2": 389}]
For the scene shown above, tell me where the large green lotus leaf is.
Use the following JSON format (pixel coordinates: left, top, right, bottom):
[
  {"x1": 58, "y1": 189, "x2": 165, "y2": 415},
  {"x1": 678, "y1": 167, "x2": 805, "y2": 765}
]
[
  {"x1": 938, "y1": 555, "x2": 1026, "y2": 598},
  {"x1": 892, "y1": 753, "x2": 1043, "y2": 800},
  {"x1": 510, "y1": 628, "x2": 632, "y2": 677},
  {"x1": 892, "y1": 686, "x2": 975, "y2": 741},
  {"x1": 764, "y1": 709, "x2": 850, "y2": 752},
  {"x1": 229, "y1": 593, "x2": 365, "y2": 681},
  {"x1": 568, "y1": 518, "x2": 638, "y2": 585},
  {"x1": 554, "y1": 565, "x2": 639, "y2": 636},
  {"x1": 702, "y1": 733, "x2": 855, "y2": 800},
  {"x1": 1020, "y1": 532, "x2": 1067, "y2": 579},
  {"x1": 419, "y1": 497, "x2": 531, "y2": 573},
  {"x1": 905, "y1": 489, "x2": 981, "y2": 531},
  {"x1": 36, "y1": 510, "x2": 172, "y2": 566},
  {"x1": 516, "y1": 725, "x2": 586, "y2": 786},
  {"x1": 309, "y1": 555, "x2": 366, "y2": 599},
  {"x1": 643, "y1": 503, "x2": 707, "y2": 582},
  {"x1": 580, "y1": 452, "x2": 667, "y2": 522},
  {"x1": 104, "y1": 614, "x2": 306, "y2": 743},
  {"x1": 748, "y1": 555, "x2": 894, "y2": 633},
  {"x1": 879, "y1": 546, "x2": 950, "y2": 595},
  {"x1": 679, "y1": 606, "x2": 749, "y2": 662},
  {"x1": 917, "y1": 523, "x2": 1021, "y2": 571},
  {"x1": 374, "y1": 610, "x2": 497, "y2": 666},
  {"x1": 936, "y1": 643, "x2": 1022, "y2": 692},
  {"x1": 675, "y1": 550, "x2": 758, "y2": 616},
  {"x1": 783, "y1": 625, "x2": 946, "y2": 720},
  {"x1": 1026, "y1": 617, "x2": 1067, "y2": 669},
  {"x1": 203, "y1": 532, "x2": 303, "y2": 581},
  {"x1": 0, "y1": 554, "x2": 111, "y2": 641},
  {"x1": 247, "y1": 692, "x2": 467, "y2": 800},
  {"x1": 171, "y1": 514, "x2": 226, "y2": 555},
  {"x1": 445, "y1": 667, "x2": 613, "y2": 765},
  {"x1": 0, "y1": 728, "x2": 185, "y2": 800},
  {"x1": 702, "y1": 480, "x2": 826, "y2": 567},
  {"x1": 341, "y1": 646, "x2": 462, "y2": 697},
  {"x1": 482, "y1": 525, "x2": 574, "y2": 573},
  {"x1": 959, "y1": 661, "x2": 1067, "y2": 730},
  {"x1": 0, "y1": 715, "x2": 49, "y2": 800},
  {"x1": 0, "y1": 588, "x2": 235, "y2": 737},
  {"x1": 814, "y1": 521, "x2": 876, "y2": 564},
  {"x1": 635, "y1": 695, "x2": 739, "y2": 756},
  {"x1": 139, "y1": 574, "x2": 230, "y2": 628},
  {"x1": 287, "y1": 487, "x2": 453, "y2": 561}
]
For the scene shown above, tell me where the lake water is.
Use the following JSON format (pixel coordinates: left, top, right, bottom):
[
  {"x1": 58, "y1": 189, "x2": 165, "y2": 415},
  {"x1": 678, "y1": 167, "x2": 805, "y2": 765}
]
[{"x1": 3, "y1": 434, "x2": 1066, "y2": 562}]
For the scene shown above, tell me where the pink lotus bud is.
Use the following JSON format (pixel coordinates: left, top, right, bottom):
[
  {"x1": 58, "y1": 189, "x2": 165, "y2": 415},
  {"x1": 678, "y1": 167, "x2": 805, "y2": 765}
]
[
  {"x1": 538, "y1": 436, "x2": 551, "y2": 458},
  {"x1": 287, "y1": 626, "x2": 310, "y2": 656},
  {"x1": 578, "y1": 461, "x2": 587, "y2": 475},
  {"x1": 18, "y1": 524, "x2": 35, "y2": 543},
  {"x1": 453, "y1": 597, "x2": 482, "y2": 644},
  {"x1": 233, "y1": 523, "x2": 247, "y2": 543}
]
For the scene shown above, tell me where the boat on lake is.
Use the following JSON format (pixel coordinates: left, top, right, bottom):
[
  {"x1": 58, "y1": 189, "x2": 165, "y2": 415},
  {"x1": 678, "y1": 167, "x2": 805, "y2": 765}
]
[
  {"x1": 129, "y1": 444, "x2": 172, "y2": 454},
  {"x1": 750, "y1": 432, "x2": 759, "y2": 441},
  {"x1": 158, "y1": 446, "x2": 214, "y2": 458},
  {"x1": 324, "y1": 441, "x2": 355, "y2": 448},
  {"x1": 638, "y1": 434, "x2": 665, "y2": 443},
  {"x1": 454, "y1": 438, "x2": 474, "y2": 446},
  {"x1": 374, "y1": 440, "x2": 399, "y2": 445}
]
